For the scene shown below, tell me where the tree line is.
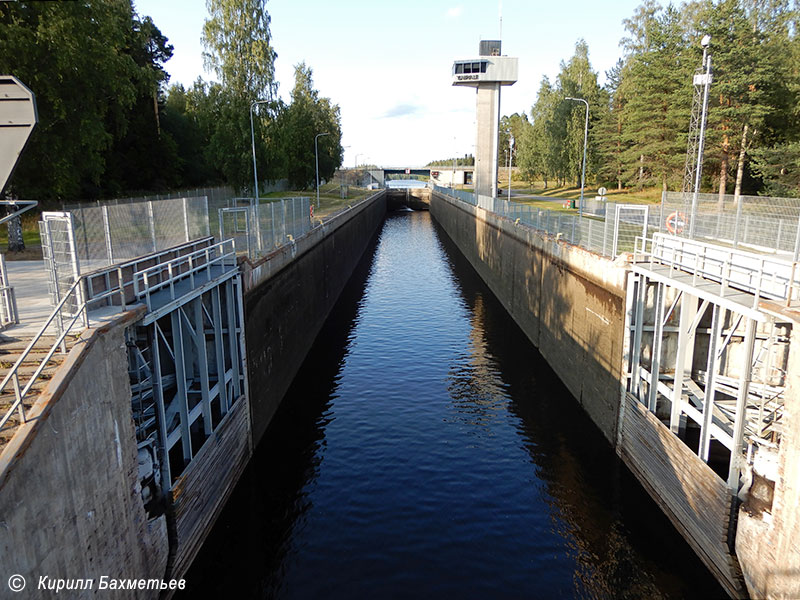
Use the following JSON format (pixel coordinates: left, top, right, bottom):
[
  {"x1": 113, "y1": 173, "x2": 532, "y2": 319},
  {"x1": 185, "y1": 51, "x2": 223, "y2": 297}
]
[
  {"x1": 0, "y1": 0, "x2": 343, "y2": 203},
  {"x1": 508, "y1": 0, "x2": 800, "y2": 198}
]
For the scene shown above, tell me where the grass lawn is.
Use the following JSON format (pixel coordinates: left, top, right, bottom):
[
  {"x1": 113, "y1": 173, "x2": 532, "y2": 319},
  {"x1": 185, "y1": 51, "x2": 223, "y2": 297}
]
[
  {"x1": 260, "y1": 182, "x2": 375, "y2": 221},
  {"x1": 495, "y1": 170, "x2": 663, "y2": 206}
]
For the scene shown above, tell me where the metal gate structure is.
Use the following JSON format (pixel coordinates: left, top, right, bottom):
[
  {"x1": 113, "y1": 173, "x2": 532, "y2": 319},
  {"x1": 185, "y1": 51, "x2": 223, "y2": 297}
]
[
  {"x1": 613, "y1": 204, "x2": 650, "y2": 258},
  {"x1": 39, "y1": 211, "x2": 85, "y2": 328},
  {"x1": 219, "y1": 206, "x2": 253, "y2": 257}
]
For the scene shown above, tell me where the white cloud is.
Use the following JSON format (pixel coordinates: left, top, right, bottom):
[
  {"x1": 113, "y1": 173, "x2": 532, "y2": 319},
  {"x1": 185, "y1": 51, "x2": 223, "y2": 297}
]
[{"x1": 446, "y1": 6, "x2": 463, "y2": 18}]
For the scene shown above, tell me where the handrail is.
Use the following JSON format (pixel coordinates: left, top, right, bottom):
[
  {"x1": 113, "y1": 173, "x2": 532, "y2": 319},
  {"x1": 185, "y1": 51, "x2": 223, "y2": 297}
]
[
  {"x1": 0, "y1": 275, "x2": 121, "y2": 431},
  {"x1": 0, "y1": 200, "x2": 37, "y2": 227},
  {"x1": 83, "y1": 236, "x2": 214, "y2": 307},
  {"x1": 0, "y1": 238, "x2": 238, "y2": 437},
  {"x1": 633, "y1": 234, "x2": 799, "y2": 307},
  {"x1": 133, "y1": 239, "x2": 236, "y2": 311}
]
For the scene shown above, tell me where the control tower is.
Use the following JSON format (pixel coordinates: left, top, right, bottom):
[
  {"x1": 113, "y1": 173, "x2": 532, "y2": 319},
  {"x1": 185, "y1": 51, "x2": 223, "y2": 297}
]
[{"x1": 452, "y1": 40, "x2": 518, "y2": 198}]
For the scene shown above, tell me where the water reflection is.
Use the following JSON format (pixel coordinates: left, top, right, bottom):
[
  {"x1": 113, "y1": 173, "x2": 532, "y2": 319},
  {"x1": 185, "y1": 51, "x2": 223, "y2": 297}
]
[{"x1": 181, "y1": 211, "x2": 724, "y2": 599}]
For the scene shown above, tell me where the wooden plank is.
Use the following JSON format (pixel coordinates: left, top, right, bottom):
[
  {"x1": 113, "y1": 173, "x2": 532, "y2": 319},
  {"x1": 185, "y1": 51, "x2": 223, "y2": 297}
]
[
  {"x1": 168, "y1": 395, "x2": 252, "y2": 578},
  {"x1": 618, "y1": 393, "x2": 746, "y2": 598}
]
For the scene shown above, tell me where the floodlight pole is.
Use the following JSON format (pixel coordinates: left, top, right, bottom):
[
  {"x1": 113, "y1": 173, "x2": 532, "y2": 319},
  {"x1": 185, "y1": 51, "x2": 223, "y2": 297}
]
[
  {"x1": 250, "y1": 99, "x2": 270, "y2": 251},
  {"x1": 507, "y1": 136, "x2": 514, "y2": 202},
  {"x1": 565, "y1": 97, "x2": 589, "y2": 218},
  {"x1": 690, "y1": 38, "x2": 712, "y2": 237},
  {"x1": 315, "y1": 132, "x2": 330, "y2": 209}
]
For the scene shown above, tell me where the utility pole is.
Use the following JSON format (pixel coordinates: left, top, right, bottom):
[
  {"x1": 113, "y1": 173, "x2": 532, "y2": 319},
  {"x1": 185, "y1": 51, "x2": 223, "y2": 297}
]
[
  {"x1": 685, "y1": 35, "x2": 712, "y2": 237},
  {"x1": 565, "y1": 97, "x2": 589, "y2": 218},
  {"x1": 315, "y1": 132, "x2": 330, "y2": 209}
]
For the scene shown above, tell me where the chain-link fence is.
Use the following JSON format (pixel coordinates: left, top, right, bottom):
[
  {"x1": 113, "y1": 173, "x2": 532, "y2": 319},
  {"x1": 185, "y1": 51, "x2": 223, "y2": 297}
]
[
  {"x1": 64, "y1": 187, "x2": 313, "y2": 269},
  {"x1": 434, "y1": 186, "x2": 800, "y2": 263},
  {"x1": 434, "y1": 186, "x2": 619, "y2": 257},
  {"x1": 68, "y1": 197, "x2": 211, "y2": 270},
  {"x1": 659, "y1": 191, "x2": 800, "y2": 259},
  {"x1": 217, "y1": 196, "x2": 312, "y2": 255}
]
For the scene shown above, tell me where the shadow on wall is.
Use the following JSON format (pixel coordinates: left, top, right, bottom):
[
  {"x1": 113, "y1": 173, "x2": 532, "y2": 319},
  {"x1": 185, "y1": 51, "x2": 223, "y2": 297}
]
[
  {"x1": 435, "y1": 222, "x2": 727, "y2": 598},
  {"x1": 178, "y1": 224, "x2": 382, "y2": 599},
  {"x1": 430, "y1": 192, "x2": 744, "y2": 598}
]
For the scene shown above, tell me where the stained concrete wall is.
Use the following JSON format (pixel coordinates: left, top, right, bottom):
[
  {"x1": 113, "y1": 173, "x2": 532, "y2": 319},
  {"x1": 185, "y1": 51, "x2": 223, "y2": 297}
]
[
  {"x1": 735, "y1": 310, "x2": 800, "y2": 599},
  {"x1": 0, "y1": 309, "x2": 169, "y2": 598},
  {"x1": 430, "y1": 190, "x2": 628, "y2": 443},
  {"x1": 241, "y1": 192, "x2": 387, "y2": 445}
]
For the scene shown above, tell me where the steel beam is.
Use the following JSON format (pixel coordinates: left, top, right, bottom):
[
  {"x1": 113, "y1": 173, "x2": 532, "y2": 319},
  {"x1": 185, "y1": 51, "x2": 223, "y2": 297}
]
[
  {"x1": 150, "y1": 323, "x2": 172, "y2": 489},
  {"x1": 171, "y1": 309, "x2": 193, "y2": 463},
  {"x1": 192, "y1": 298, "x2": 213, "y2": 435},
  {"x1": 728, "y1": 317, "x2": 757, "y2": 489},
  {"x1": 648, "y1": 282, "x2": 666, "y2": 412},
  {"x1": 699, "y1": 304, "x2": 723, "y2": 462},
  {"x1": 631, "y1": 273, "x2": 646, "y2": 399},
  {"x1": 211, "y1": 286, "x2": 229, "y2": 414},
  {"x1": 671, "y1": 293, "x2": 698, "y2": 433},
  {"x1": 225, "y1": 280, "x2": 241, "y2": 399}
]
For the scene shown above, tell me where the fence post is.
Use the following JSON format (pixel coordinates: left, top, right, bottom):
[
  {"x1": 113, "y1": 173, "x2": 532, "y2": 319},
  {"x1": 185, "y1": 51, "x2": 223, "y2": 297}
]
[
  {"x1": 271, "y1": 201, "x2": 276, "y2": 248},
  {"x1": 292, "y1": 198, "x2": 296, "y2": 239},
  {"x1": 203, "y1": 196, "x2": 210, "y2": 237},
  {"x1": 281, "y1": 198, "x2": 287, "y2": 242},
  {"x1": 102, "y1": 205, "x2": 114, "y2": 264},
  {"x1": 148, "y1": 201, "x2": 157, "y2": 252},
  {"x1": 733, "y1": 194, "x2": 744, "y2": 247},
  {"x1": 182, "y1": 197, "x2": 190, "y2": 242},
  {"x1": 793, "y1": 215, "x2": 800, "y2": 263}
]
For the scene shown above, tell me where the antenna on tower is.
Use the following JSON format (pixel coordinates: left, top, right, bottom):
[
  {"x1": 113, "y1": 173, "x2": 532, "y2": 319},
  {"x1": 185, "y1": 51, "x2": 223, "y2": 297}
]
[{"x1": 499, "y1": 0, "x2": 503, "y2": 40}]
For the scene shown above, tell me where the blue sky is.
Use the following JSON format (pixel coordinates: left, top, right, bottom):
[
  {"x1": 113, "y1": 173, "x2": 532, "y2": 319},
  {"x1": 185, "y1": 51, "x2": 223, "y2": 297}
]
[{"x1": 134, "y1": 0, "x2": 645, "y2": 167}]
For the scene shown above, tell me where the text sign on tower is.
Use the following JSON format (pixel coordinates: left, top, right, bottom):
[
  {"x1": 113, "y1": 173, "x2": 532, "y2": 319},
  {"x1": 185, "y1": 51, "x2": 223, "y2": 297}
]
[{"x1": 0, "y1": 75, "x2": 38, "y2": 194}]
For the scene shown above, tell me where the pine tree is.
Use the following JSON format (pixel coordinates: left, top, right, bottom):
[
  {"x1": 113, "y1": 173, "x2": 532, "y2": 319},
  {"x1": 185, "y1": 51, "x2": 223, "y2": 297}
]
[{"x1": 618, "y1": 3, "x2": 691, "y2": 191}]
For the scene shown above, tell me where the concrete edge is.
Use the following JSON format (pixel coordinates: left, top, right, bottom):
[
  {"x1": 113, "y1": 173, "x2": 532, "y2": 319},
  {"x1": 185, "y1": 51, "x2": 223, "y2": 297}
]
[
  {"x1": 0, "y1": 305, "x2": 147, "y2": 490},
  {"x1": 238, "y1": 190, "x2": 387, "y2": 293}
]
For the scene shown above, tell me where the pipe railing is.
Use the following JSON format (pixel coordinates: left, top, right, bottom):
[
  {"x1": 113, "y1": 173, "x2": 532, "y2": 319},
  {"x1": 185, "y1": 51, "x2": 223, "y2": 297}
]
[
  {"x1": 0, "y1": 276, "x2": 122, "y2": 433},
  {"x1": 0, "y1": 238, "x2": 234, "y2": 439},
  {"x1": 133, "y1": 239, "x2": 236, "y2": 311},
  {"x1": 633, "y1": 234, "x2": 799, "y2": 308}
]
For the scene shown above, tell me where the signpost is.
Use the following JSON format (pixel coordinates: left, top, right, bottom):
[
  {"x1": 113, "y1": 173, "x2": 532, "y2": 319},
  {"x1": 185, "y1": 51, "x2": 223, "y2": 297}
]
[{"x1": 0, "y1": 75, "x2": 38, "y2": 195}]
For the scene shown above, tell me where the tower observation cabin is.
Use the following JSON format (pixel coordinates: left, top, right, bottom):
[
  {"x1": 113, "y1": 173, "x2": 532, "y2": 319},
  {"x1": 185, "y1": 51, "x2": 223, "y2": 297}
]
[{"x1": 452, "y1": 40, "x2": 518, "y2": 198}]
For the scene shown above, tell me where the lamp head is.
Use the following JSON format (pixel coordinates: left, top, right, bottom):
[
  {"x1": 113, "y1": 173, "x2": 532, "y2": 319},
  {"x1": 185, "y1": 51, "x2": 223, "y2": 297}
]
[{"x1": 701, "y1": 34, "x2": 711, "y2": 48}]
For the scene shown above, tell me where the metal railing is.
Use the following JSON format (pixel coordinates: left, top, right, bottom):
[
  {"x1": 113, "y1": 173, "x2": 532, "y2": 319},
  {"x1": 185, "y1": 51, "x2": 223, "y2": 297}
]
[
  {"x1": 133, "y1": 239, "x2": 236, "y2": 311},
  {"x1": 0, "y1": 275, "x2": 122, "y2": 433},
  {"x1": 633, "y1": 233, "x2": 800, "y2": 307},
  {"x1": 0, "y1": 238, "x2": 229, "y2": 439},
  {"x1": 83, "y1": 237, "x2": 215, "y2": 309},
  {"x1": 433, "y1": 185, "x2": 617, "y2": 257},
  {"x1": 0, "y1": 254, "x2": 18, "y2": 329},
  {"x1": 0, "y1": 200, "x2": 37, "y2": 226},
  {"x1": 659, "y1": 191, "x2": 800, "y2": 259}
]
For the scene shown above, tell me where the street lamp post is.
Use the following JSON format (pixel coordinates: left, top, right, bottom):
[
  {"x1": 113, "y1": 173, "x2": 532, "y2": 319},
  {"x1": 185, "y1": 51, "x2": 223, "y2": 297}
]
[
  {"x1": 250, "y1": 99, "x2": 271, "y2": 251},
  {"x1": 565, "y1": 97, "x2": 589, "y2": 218},
  {"x1": 250, "y1": 100, "x2": 271, "y2": 202},
  {"x1": 315, "y1": 132, "x2": 330, "y2": 209},
  {"x1": 689, "y1": 35, "x2": 712, "y2": 237},
  {"x1": 507, "y1": 136, "x2": 514, "y2": 202}
]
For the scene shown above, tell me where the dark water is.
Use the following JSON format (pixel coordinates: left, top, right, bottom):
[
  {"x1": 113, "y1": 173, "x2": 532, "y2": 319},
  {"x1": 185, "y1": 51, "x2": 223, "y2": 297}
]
[{"x1": 181, "y1": 211, "x2": 725, "y2": 599}]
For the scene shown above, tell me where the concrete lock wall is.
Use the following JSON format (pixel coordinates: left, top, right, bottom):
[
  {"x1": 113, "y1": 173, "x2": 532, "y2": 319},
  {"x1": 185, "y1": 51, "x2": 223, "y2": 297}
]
[
  {"x1": 241, "y1": 191, "x2": 387, "y2": 444},
  {"x1": 0, "y1": 310, "x2": 169, "y2": 599},
  {"x1": 735, "y1": 311, "x2": 800, "y2": 600},
  {"x1": 430, "y1": 190, "x2": 628, "y2": 443}
]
